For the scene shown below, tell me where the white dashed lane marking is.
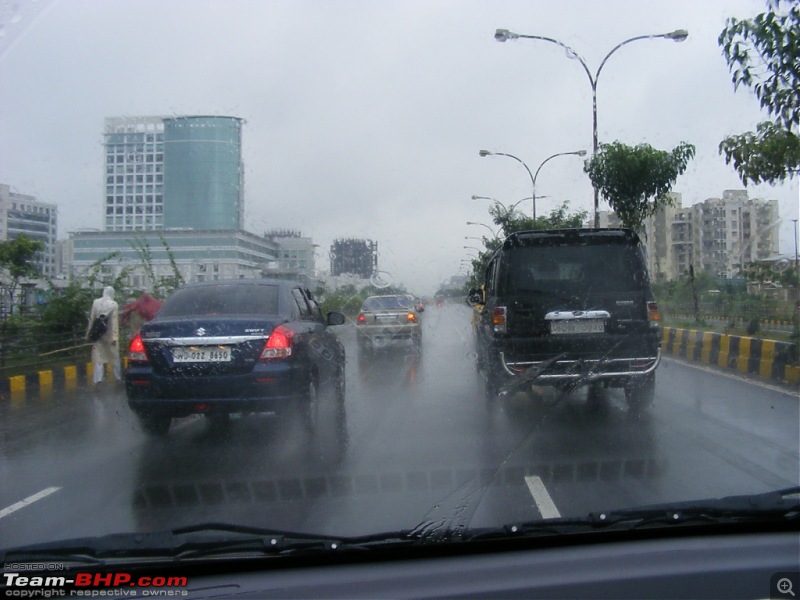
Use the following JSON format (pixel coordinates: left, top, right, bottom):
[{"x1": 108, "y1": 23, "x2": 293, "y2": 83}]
[
  {"x1": 0, "y1": 487, "x2": 61, "y2": 519},
  {"x1": 524, "y1": 476, "x2": 561, "y2": 519}
]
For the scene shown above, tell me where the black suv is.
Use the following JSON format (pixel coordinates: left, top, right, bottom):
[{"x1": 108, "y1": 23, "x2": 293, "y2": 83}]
[{"x1": 469, "y1": 228, "x2": 661, "y2": 411}]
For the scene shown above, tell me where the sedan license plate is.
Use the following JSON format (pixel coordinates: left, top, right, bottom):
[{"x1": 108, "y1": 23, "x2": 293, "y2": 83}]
[
  {"x1": 172, "y1": 346, "x2": 231, "y2": 363},
  {"x1": 550, "y1": 319, "x2": 604, "y2": 335}
]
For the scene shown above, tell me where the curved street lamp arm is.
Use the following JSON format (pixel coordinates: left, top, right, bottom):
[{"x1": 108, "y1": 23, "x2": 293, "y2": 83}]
[
  {"x1": 490, "y1": 152, "x2": 536, "y2": 219},
  {"x1": 509, "y1": 196, "x2": 534, "y2": 211},
  {"x1": 514, "y1": 34, "x2": 595, "y2": 89},
  {"x1": 595, "y1": 34, "x2": 664, "y2": 83}
]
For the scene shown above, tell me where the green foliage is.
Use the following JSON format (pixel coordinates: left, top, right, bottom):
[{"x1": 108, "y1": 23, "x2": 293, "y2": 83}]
[
  {"x1": 0, "y1": 235, "x2": 45, "y2": 313},
  {"x1": 719, "y1": 122, "x2": 800, "y2": 185},
  {"x1": 583, "y1": 141, "x2": 695, "y2": 232},
  {"x1": 37, "y1": 280, "x2": 96, "y2": 334},
  {"x1": 129, "y1": 235, "x2": 185, "y2": 299},
  {"x1": 718, "y1": 1, "x2": 800, "y2": 184},
  {"x1": 742, "y1": 259, "x2": 799, "y2": 287},
  {"x1": 489, "y1": 201, "x2": 588, "y2": 236}
]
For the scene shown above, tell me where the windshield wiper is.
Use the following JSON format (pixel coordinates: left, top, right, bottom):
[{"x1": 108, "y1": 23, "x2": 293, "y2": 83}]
[
  {"x1": 0, "y1": 523, "x2": 421, "y2": 565},
  {"x1": 585, "y1": 486, "x2": 800, "y2": 529},
  {"x1": 468, "y1": 487, "x2": 800, "y2": 542},
  {"x1": 4, "y1": 489, "x2": 797, "y2": 564}
]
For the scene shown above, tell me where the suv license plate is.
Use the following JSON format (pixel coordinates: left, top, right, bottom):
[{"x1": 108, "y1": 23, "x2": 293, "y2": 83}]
[
  {"x1": 550, "y1": 319, "x2": 605, "y2": 335},
  {"x1": 173, "y1": 347, "x2": 231, "y2": 362}
]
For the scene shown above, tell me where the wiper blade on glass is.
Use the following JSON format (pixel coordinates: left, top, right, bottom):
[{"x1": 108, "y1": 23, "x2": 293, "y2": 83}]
[
  {"x1": 0, "y1": 523, "x2": 422, "y2": 565},
  {"x1": 586, "y1": 486, "x2": 800, "y2": 529},
  {"x1": 470, "y1": 487, "x2": 800, "y2": 542}
]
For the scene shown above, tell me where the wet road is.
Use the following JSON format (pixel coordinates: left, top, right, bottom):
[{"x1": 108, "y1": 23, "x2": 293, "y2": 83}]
[{"x1": 1, "y1": 304, "x2": 798, "y2": 548}]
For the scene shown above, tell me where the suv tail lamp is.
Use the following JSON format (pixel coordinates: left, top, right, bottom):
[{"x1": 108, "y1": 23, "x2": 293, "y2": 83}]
[
  {"x1": 357, "y1": 313, "x2": 366, "y2": 324},
  {"x1": 260, "y1": 325, "x2": 294, "y2": 360},
  {"x1": 407, "y1": 312, "x2": 417, "y2": 323},
  {"x1": 647, "y1": 301, "x2": 661, "y2": 324},
  {"x1": 492, "y1": 307, "x2": 507, "y2": 334},
  {"x1": 128, "y1": 332, "x2": 149, "y2": 363}
]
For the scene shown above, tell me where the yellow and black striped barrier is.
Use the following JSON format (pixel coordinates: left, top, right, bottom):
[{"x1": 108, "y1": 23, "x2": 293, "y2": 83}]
[
  {"x1": 1, "y1": 359, "x2": 129, "y2": 398},
  {"x1": 661, "y1": 327, "x2": 799, "y2": 386}
]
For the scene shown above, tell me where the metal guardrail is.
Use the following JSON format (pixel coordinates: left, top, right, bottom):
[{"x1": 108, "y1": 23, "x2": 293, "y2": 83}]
[{"x1": 0, "y1": 321, "x2": 89, "y2": 374}]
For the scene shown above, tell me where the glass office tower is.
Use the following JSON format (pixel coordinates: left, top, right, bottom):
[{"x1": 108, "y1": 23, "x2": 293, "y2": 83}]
[{"x1": 163, "y1": 116, "x2": 243, "y2": 231}]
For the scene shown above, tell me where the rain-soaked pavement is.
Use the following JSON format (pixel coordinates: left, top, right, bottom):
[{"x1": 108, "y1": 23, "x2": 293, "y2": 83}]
[{"x1": 1, "y1": 304, "x2": 798, "y2": 548}]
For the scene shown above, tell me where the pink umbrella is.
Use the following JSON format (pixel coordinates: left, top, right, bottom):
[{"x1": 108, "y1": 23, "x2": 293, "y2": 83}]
[{"x1": 121, "y1": 293, "x2": 162, "y2": 325}]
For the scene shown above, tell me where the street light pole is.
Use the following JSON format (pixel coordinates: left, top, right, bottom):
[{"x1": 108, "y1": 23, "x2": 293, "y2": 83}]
[
  {"x1": 466, "y1": 221, "x2": 499, "y2": 239},
  {"x1": 494, "y1": 28, "x2": 688, "y2": 227},
  {"x1": 531, "y1": 150, "x2": 587, "y2": 217},
  {"x1": 472, "y1": 194, "x2": 536, "y2": 217},
  {"x1": 479, "y1": 150, "x2": 536, "y2": 220}
]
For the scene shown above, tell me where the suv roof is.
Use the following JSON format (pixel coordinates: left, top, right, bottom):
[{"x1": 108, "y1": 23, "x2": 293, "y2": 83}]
[{"x1": 497, "y1": 227, "x2": 637, "y2": 247}]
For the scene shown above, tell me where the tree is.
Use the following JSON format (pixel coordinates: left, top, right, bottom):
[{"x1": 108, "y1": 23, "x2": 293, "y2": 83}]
[
  {"x1": 490, "y1": 201, "x2": 588, "y2": 237},
  {"x1": 718, "y1": 1, "x2": 799, "y2": 184},
  {"x1": 0, "y1": 235, "x2": 44, "y2": 315},
  {"x1": 583, "y1": 141, "x2": 695, "y2": 232}
]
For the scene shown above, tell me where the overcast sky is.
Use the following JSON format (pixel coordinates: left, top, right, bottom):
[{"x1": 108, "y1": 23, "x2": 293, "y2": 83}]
[{"x1": 0, "y1": 0, "x2": 797, "y2": 294}]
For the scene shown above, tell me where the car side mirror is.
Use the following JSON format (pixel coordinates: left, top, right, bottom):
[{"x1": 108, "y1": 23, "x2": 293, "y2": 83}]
[{"x1": 326, "y1": 311, "x2": 346, "y2": 326}]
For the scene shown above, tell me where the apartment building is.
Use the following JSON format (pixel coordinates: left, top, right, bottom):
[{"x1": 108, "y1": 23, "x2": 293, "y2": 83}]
[
  {"x1": 0, "y1": 183, "x2": 58, "y2": 277},
  {"x1": 599, "y1": 190, "x2": 780, "y2": 281}
]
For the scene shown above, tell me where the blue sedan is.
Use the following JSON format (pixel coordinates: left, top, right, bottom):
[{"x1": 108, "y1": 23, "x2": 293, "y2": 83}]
[{"x1": 124, "y1": 279, "x2": 346, "y2": 435}]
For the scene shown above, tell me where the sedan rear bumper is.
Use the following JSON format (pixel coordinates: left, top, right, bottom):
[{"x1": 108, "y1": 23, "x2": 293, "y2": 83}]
[{"x1": 124, "y1": 360, "x2": 308, "y2": 417}]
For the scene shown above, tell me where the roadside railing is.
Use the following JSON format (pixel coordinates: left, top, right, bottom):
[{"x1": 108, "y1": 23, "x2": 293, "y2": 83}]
[{"x1": 0, "y1": 320, "x2": 90, "y2": 375}]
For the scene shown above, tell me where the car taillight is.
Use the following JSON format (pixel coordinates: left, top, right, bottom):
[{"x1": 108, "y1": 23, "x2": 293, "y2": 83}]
[
  {"x1": 492, "y1": 307, "x2": 507, "y2": 333},
  {"x1": 647, "y1": 301, "x2": 661, "y2": 323},
  {"x1": 129, "y1": 332, "x2": 149, "y2": 362},
  {"x1": 260, "y1": 325, "x2": 294, "y2": 360},
  {"x1": 407, "y1": 312, "x2": 416, "y2": 323},
  {"x1": 357, "y1": 313, "x2": 366, "y2": 324}
]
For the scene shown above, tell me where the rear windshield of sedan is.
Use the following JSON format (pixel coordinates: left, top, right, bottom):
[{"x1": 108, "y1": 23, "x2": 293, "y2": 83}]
[
  {"x1": 502, "y1": 244, "x2": 647, "y2": 295},
  {"x1": 362, "y1": 296, "x2": 413, "y2": 311},
  {"x1": 158, "y1": 284, "x2": 280, "y2": 317}
]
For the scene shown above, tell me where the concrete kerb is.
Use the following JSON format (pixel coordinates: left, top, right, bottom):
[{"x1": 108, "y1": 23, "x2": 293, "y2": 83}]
[
  {"x1": 661, "y1": 326, "x2": 799, "y2": 387},
  {"x1": 0, "y1": 359, "x2": 128, "y2": 399}
]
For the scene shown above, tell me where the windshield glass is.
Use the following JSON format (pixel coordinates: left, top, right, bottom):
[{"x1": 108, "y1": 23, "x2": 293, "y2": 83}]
[
  {"x1": 0, "y1": 0, "x2": 797, "y2": 578},
  {"x1": 503, "y1": 243, "x2": 647, "y2": 294},
  {"x1": 362, "y1": 296, "x2": 413, "y2": 310},
  {"x1": 157, "y1": 284, "x2": 280, "y2": 317}
]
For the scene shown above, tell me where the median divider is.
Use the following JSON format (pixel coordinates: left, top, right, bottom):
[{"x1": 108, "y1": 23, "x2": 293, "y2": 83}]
[{"x1": 661, "y1": 326, "x2": 799, "y2": 386}]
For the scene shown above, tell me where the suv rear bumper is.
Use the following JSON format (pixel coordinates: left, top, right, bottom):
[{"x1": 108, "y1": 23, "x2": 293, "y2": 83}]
[{"x1": 499, "y1": 349, "x2": 661, "y2": 382}]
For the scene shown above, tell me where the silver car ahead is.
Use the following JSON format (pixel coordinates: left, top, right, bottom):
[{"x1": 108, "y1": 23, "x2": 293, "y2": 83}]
[{"x1": 356, "y1": 295, "x2": 421, "y2": 353}]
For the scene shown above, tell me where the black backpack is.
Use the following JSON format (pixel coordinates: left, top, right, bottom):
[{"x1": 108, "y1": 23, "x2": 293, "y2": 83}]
[{"x1": 87, "y1": 313, "x2": 109, "y2": 342}]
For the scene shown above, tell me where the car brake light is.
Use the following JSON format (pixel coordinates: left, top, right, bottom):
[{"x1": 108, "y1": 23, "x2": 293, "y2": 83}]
[
  {"x1": 647, "y1": 301, "x2": 661, "y2": 323},
  {"x1": 129, "y1": 332, "x2": 149, "y2": 362},
  {"x1": 407, "y1": 312, "x2": 416, "y2": 323},
  {"x1": 357, "y1": 313, "x2": 366, "y2": 324},
  {"x1": 260, "y1": 325, "x2": 293, "y2": 360},
  {"x1": 492, "y1": 307, "x2": 507, "y2": 333}
]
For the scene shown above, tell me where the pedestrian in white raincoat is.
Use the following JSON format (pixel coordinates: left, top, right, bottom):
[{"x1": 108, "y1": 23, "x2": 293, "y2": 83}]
[{"x1": 86, "y1": 286, "x2": 121, "y2": 384}]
